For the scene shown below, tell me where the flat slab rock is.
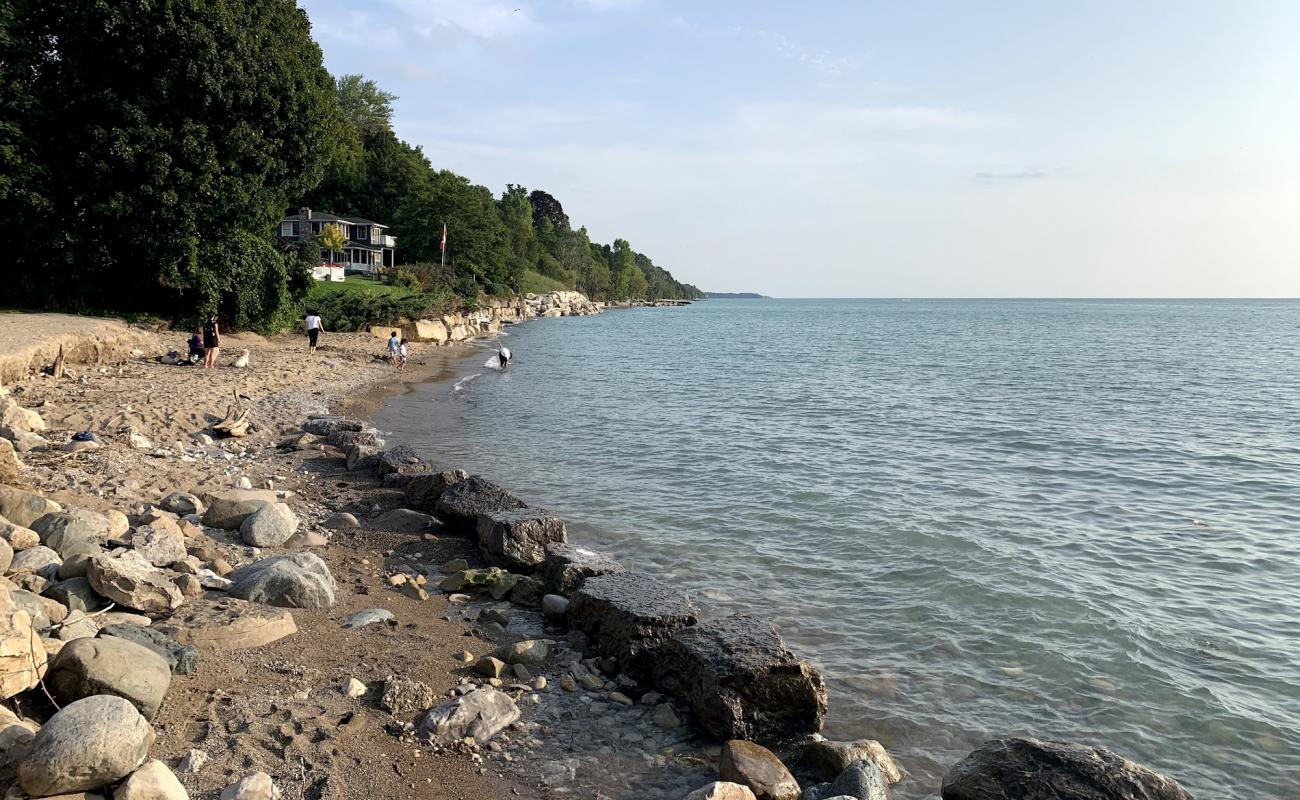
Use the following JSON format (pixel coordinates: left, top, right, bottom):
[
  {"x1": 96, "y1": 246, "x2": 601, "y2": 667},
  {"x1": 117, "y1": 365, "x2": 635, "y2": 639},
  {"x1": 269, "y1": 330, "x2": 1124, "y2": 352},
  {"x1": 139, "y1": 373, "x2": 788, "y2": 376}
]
[
  {"x1": 100, "y1": 622, "x2": 201, "y2": 675},
  {"x1": 541, "y1": 542, "x2": 625, "y2": 596},
  {"x1": 477, "y1": 509, "x2": 567, "y2": 570},
  {"x1": 434, "y1": 475, "x2": 526, "y2": 531},
  {"x1": 654, "y1": 613, "x2": 827, "y2": 742},
  {"x1": 154, "y1": 597, "x2": 297, "y2": 651},
  {"x1": 941, "y1": 738, "x2": 1195, "y2": 800},
  {"x1": 568, "y1": 571, "x2": 698, "y2": 674}
]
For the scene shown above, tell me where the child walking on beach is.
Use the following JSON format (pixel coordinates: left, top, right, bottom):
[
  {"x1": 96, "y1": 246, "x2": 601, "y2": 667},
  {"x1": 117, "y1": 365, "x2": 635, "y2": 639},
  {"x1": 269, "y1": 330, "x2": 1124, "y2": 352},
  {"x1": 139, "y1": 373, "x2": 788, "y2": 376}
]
[
  {"x1": 397, "y1": 339, "x2": 408, "y2": 370},
  {"x1": 387, "y1": 331, "x2": 400, "y2": 366}
]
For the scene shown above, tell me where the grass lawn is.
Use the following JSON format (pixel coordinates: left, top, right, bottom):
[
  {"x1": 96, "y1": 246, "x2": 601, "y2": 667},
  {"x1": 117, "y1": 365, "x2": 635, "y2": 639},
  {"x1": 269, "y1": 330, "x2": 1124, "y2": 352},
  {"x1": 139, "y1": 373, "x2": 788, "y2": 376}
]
[
  {"x1": 517, "y1": 269, "x2": 570, "y2": 295},
  {"x1": 307, "y1": 274, "x2": 413, "y2": 301}
]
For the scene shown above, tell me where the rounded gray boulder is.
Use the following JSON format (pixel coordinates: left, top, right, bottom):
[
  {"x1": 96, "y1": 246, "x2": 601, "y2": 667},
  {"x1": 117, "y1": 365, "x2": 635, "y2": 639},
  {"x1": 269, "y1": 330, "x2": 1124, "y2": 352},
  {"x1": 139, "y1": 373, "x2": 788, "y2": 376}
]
[{"x1": 18, "y1": 695, "x2": 155, "y2": 796}]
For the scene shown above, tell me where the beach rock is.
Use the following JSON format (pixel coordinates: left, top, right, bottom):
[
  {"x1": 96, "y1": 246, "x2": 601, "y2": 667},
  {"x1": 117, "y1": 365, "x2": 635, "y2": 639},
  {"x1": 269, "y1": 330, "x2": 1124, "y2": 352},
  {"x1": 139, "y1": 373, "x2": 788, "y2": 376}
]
[
  {"x1": 343, "y1": 677, "x2": 366, "y2": 698},
  {"x1": 0, "y1": 705, "x2": 38, "y2": 782},
  {"x1": 46, "y1": 577, "x2": 108, "y2": 613},
  {"x1": 10, "y1": 544, "x2": 60, "y2": 575},
  {"x1": 569, "y1": 571, "x2": 699, "y2": 675},
  {"x1": 17, "y1": 696, "x2": 155, "y2": 796},
  {"x1": 0, "y1": 587, "x2": 47, "y2": 698},
  {"x1": 302, "y1": 417, "x2": 363, "y2": 437},
  {"x1": 654, "y1": 613, "x2": 827, "y2": 742},
  {"x1": 0, "y1": 517, "x2": 39, "y2": 551},
  {"x1": 682, "y1": 783, "x2": 758, "y2": 800},
  {"x1": 99, "y1": 612, "x2": 150, "y2": 627},
  {"x1": 381, "y1": 677, "x2": 436, "y2": 717},
  {"x1": 719, "y1": 740, "x2": 800, "y2": 800},
  {"x1": 200, "y1": 489, "x2": 278, "y2": 530},
  {"x1": 0, "y1": 426, "x2": 48, "y2": 453},
  {"x1": 370, "y1": 508, "x2": 437, "y2": 532},
  {"x1": 326, "y1": 428, "x2": 385, "y2": 450},
  {"x1": 57, "y1": 540, "x2": 102, "y2": 580},
  {"x1": 0, "y1": 487, "x2": 60, "y2": 527},
  {"x1": 284, "y1": 530, "x2": 326, "y2": 549},
  {"x1": 434, "y1": 476, "x2": 527, "y2": 532},
  {"x1": 177, "y1": 749, "x2": 208, "y2": 774},
  {"x1": 10, "y1": 589, "x2": 55, "y2": 630},
  {"x1": 655, "y1": 702, "x2": 682, "y2": 729},
  {"x1": 476, "y1": 655, "x2": 507, "y2": 679},
  {"x1": 87, "y1": 551, "x2": 184, "y2": 612},
  {"x1": 47, "y1": 636, "x2": 172, "y2": 720},
  {"x1": 492, "y1": 638, "x2": 555, "y2": 668},
  {"x1": 826, "y1": 761, "x2": 891, "y2": 800},
  {"x1": 0, "y1": 438, "x2": 20, "y2": 486},
  {"x1": 0, "y1": 537, "x2": 12, "y2": 574},
  {"x1": 344, "y1": 444, "x2": 382, "y2": 472},
  {"x1": 541, "y1": 543, "x2": 625, "y2": 596},
  {"x1": 802, "y1": 736, "x2": 904, "y2": 784},
  {"x1": 377, "y1": 445, "x2": 430, "y2": 477},
  {"x1": 154, "y1": 597, "x2": 296, "y2": 650},
  {"x1": 55, "y1": 609, "x2": 99, "y2": 642},
  {"x1": 322, "y1": 512, "x2": 359, "y2": 530},
  {"x1": 33, "y1": 509, "x2": 112, "y2": 545},
  {"x1": 100, "y1": 623, "x2": 200, "y2": 674},
  {"x1": 401, "y1": 469, "x2": 468, "y2": 511},
  {"x1": 238, "y1": 503, "x2": 299, "y2": 548},
  {"x1": 541, "y1": 593, "x2": 570, "y2": 620},
  {"x1": 159, "y1": 492, "x2": 204, "y2": 516},
  {"x1": 508, "y1": 574, "x2": 545, "y2": 607},
  {"x1": 130, "y1": 525, "x2": 185, "y2": 568},
  {"x1": 477, "y1": 509, "x2": 567, "y2": 570},
  {"x1": 228, "y1": 552, "x2": 336, "y2": 610},
  {"x1": 0, "y1": 398, "x2": 44, "y2": 433},
  {"x1": 417, "y1": 687, "x2": 520, "y2": 745},
  {"x1": 438, "y1": 566, "x2": 512, "y2": 594},
  {"x1": 342, "y1": 608, "x2": 395, "y2": 628},
  {"x1": 940, "y1": 738, "x2": 1195, "y2": 800},
  {"x1": 219, "y1": 772, "x2": 281, "y2": 800},
  {"x1": 114, "y1": 758, "x2": 189, "y2": 800}
]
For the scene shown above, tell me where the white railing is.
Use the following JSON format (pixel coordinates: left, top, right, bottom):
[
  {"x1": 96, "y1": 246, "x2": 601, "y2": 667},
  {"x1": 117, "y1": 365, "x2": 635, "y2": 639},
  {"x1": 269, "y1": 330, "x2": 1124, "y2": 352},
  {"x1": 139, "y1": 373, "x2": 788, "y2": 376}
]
[{"x1": 382, "y1": 235, "x2": 396, "y2": 248}]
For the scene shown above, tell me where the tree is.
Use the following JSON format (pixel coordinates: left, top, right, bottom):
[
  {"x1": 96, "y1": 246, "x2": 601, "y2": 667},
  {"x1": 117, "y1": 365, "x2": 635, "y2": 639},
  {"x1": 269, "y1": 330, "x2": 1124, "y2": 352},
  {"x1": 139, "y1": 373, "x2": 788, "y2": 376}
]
[
  {"x1": 2, "y1": 0, "x2": 335, "y2": 328},
  {"x1": 335, "y1": 74, "x2": 398, "y2": 137},
  {"x1": 318, "y1": 223, "x2": 348, "y2": 262},
  {"x1": 528, "y1": 189, "x2": 570, "y2": 231},
  {"x1": 498, "y1": 184, "x2": 535, "y2": 281},
  {"x1": 396, "y1": 170, "x2": 511, "y2": 294}
]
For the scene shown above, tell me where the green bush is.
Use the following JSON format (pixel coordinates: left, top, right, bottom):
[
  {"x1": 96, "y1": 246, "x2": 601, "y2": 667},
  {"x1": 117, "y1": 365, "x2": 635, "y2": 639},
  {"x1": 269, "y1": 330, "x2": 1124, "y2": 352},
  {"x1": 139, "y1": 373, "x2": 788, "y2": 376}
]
[
  {"x1": 312, "y1": 289, "x2": 455, "y2": 332},
  {"x1": 389, "y1": 268, "x2": 422, "y2": 291}
]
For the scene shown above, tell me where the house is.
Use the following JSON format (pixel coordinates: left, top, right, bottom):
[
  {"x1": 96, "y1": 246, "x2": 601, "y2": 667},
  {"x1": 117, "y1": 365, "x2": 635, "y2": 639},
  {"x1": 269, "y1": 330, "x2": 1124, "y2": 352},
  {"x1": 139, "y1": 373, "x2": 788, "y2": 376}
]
[{"x1": 280, "y1": 207, "x2": 396, "y2": 277}]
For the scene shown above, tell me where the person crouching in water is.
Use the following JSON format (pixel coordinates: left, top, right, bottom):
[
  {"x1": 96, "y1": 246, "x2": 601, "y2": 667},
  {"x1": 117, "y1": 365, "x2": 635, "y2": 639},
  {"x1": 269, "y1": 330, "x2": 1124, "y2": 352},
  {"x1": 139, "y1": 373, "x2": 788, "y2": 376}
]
[{"x1": 498, "y1": 345, "x2": 511, "y2": 369}]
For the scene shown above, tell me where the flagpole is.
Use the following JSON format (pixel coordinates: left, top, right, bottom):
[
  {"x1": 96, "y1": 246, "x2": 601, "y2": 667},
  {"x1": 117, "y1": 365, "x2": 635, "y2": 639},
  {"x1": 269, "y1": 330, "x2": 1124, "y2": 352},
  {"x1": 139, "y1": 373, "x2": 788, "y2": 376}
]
[{"x1": 440, "y1": 221, "x2": 447, "y2": 268}]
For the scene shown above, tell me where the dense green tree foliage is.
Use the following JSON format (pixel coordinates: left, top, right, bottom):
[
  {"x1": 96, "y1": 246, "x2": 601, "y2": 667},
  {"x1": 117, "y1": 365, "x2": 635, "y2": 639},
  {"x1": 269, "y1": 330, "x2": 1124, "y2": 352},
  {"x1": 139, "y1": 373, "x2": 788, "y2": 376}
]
[{"x1": 1, "y1": 0, "x2": 336, "y2": 328}]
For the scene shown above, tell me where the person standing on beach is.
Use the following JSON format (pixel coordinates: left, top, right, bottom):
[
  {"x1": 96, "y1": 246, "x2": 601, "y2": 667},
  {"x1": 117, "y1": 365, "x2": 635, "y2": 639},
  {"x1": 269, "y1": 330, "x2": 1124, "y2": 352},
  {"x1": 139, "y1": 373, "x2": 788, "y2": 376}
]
[
  {"x1": 305, "y1": 311, "x2": 324, "y2": 353},
  {"x1": 202, "y1": 315, "x2": 221, "y2": 369},
  {"x1": 398, "y1": 339, "x2": 409, "y2": 370},
  {"x1": 387, "y1": 330, "x2": 400, "y2": 366}
]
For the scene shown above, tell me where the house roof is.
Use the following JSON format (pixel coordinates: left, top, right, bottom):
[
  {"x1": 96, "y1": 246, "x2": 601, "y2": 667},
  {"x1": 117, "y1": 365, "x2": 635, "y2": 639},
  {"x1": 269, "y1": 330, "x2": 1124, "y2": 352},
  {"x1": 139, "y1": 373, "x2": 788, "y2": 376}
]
[{"x1": 282, "y1": 210, "x2": 388, "y2": 228}]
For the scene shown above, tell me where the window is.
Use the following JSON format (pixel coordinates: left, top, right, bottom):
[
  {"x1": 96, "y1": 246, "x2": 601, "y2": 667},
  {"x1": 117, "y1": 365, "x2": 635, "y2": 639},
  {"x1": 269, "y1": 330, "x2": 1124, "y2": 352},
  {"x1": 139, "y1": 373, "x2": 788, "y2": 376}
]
[{"x1": 279, "y1": 222, "x2": 294, "y2": 237}]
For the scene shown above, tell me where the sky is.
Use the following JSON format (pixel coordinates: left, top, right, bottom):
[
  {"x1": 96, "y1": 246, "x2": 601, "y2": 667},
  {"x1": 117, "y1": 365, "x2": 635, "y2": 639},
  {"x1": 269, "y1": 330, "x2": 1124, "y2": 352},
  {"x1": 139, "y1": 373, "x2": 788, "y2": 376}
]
[{"x1": 299, "y1": 0, "x2": 1300, "y2": 297}]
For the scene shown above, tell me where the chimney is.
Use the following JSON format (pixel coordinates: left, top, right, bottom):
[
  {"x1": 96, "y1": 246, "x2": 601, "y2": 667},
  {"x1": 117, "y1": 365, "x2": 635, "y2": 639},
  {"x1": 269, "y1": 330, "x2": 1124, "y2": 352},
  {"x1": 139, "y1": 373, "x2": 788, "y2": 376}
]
[{"x1": 299, "y1": 207, "x2": 311, "y2": 221}]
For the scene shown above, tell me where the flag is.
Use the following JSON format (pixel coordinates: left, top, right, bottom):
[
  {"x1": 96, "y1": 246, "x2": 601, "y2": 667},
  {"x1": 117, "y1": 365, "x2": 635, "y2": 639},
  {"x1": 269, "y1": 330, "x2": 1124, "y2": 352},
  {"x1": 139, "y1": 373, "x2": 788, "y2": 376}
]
[{"x1": 440, "y1": 223, "x2": 447, "y2": 252}]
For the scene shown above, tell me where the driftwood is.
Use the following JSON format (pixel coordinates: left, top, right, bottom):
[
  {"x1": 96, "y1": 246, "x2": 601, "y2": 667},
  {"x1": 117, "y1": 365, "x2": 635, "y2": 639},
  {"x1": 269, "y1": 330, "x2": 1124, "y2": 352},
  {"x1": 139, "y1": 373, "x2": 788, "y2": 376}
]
[
  {"x1": 51, "y1": 345, "x2": 65, "y2": 380},
  {"x1": 211, "y1": 389, "x2": 250, "y2": 438}
]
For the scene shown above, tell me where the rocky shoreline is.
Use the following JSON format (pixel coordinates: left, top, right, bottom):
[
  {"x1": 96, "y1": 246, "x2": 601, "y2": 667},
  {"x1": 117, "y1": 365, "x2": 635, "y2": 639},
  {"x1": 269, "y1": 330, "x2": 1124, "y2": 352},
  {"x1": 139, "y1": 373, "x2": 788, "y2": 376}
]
[{"x1": 0, "y1": 308, "x2": 1197, "y2": 800}]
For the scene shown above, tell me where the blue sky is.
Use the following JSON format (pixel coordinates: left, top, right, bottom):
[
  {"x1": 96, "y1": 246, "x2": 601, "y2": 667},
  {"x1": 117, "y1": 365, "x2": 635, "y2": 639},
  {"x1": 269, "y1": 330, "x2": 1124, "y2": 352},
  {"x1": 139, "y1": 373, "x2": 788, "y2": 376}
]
[{"x1": 300, "y1": 1, "x2": 1300, "y2": 297}]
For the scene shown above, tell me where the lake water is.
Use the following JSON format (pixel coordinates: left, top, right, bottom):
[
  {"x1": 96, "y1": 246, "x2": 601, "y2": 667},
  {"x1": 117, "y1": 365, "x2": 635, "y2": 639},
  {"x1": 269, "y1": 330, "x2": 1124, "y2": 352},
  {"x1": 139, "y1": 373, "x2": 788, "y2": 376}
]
[{"x1": 374, "y1": 299, "x2": 1300, "y2": 798}]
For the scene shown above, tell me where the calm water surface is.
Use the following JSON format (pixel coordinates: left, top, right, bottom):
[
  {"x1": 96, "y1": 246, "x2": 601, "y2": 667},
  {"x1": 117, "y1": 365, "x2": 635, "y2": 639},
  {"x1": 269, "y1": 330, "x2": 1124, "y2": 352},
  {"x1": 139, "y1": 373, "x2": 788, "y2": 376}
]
[{"x1": 374, "y1": 299, "x2": 1300, "y2": 799}]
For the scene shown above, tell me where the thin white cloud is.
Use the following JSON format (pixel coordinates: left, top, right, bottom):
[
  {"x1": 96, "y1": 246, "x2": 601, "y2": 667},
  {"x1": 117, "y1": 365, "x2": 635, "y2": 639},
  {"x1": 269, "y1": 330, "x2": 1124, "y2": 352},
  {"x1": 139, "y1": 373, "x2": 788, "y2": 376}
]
[
  {"x1": 311, "y1": 0, "x2": 533, "y2": 43},
  {"x1": 571, "y1": 0, "x2": 644, "y2": 10}
]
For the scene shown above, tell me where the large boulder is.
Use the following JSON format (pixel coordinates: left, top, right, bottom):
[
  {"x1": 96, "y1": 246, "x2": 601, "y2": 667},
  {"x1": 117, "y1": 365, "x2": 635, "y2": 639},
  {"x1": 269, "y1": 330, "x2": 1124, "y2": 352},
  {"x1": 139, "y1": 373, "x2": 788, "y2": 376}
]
[
  {"x1": 0, "y1": 516, "x2": 39, "y2": 551},
  {"x1": 239, "y1": 503, "x2": 299, "y2": 548},
  {"x1": 115, "y1": 758, "x2": 189, "y2": 800},
  {"x1": 0, "y1": 398, "x2": 44, "y2": 432},
  {"x1": 87, "y1": 551, "x2": 184, "y2": 612},
  {"x1": 941, "y1": 738, "x2": 1194, "y2": 800},
  {"x1": 200, "y1": 489, "x2": 278, "y2": 530},
  {"x1": 302, "y1": 416, "x2": 363, "y2": 437},
  {"x1": 9, "y1": 544, "x2": 61, "y2": 575},
  {"x1": 46, "y1": 577, "x2": 109, "y2": 613},
  {"x1": 653, "y1": 614, "x2": 826, "y2": 743},
  {"x1": 0, "y1": 586, "x2": 47, "y2": 698},
  {"x1": 17, "y1": 695, "x2": 155, "y2": 796},
  {"x1": 47, "y1": 636, "x2": 172, "y2": 720},
  {"x1": 228, "y1": 552, "x2": 336, "y2": 610},
  {"x1": 401, "y1": 469, "x2": 468, "y2": 511},
  {"x1": 129, "y1": 524, "x2": 186, "y2": 568},
  {"x1": 377, "y1": 445, "x2": 430, "y2": 477},
  {"x1": 370, "y1": 508, "x2": 438, "y2": 532},
  {"x1": 32, "y1": 509, "x2": 112, "y2": 545},
  {"x1": 0, "y1": 486, "x2": 60, "y2": 528},
  {"x1": 0, "y1": 537, "x2": 12, "y2": 574},
  {"x1": 541, "y1": 543, "x2": 625, "y2": 596},
  {"x1": 155, "y1": 597, "x2": 296, "y2": 650},
  {"x1": 417, "y1": 687, "x2": 520, "y2": 746},
  {"x1": 801, "y1": 736, "x2": 903, "y2": 784},
  {"x1": 477, "y1": 509, "x2": 566, "y2": 570},
  {"x1": 568, "y1": 572, "x2": 698, "y2": 675},
  {"x1": 718, "y1": 740, "x2": 801, "y2": 800},
  {"x1": 433, "y1": 476, "x2": 526, "y2": 531},
  {"x1": 0, "y1": 437, "x2": 20, "y2": 486},
  {"x1": 824, "y1": 761, "x2": 891, "y2": 800},
  {"x1": 0, "y1": 705, "x2": 38, "y2": 783},
  {"x1": 10, "y1": 588, "x2": 58, "y2": 630},
  {"x1": 100, "y1": 623, "x2": 200, "y2": 675},
  {"x1": 326, "y1": 428, "x2": 385, "y2": 450},
  {"x1": 344, "y1": 444, "x2": 382, "y2": 471},
  {"x1": 683, "y1": 783, "x2": 758, "y2": 800}
]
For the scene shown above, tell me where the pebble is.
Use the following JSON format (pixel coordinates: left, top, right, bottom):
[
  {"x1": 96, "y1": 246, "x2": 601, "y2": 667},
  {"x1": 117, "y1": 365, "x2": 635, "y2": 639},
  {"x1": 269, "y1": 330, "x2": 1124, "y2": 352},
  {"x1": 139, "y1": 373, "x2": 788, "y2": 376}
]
[
  {"x1": 560, "y1": 675, "x2": 578, "y2": 692},
  {"x1": 344, "y1": 678, "x2": 367, "y2": 698}
]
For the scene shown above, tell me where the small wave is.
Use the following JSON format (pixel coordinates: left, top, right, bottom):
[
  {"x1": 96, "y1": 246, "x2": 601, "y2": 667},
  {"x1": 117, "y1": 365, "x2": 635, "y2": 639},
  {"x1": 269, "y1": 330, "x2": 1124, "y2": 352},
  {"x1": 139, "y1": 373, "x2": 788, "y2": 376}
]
[{"x1": 453, "y1": 373, "x2": 481, "y2": 392}]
